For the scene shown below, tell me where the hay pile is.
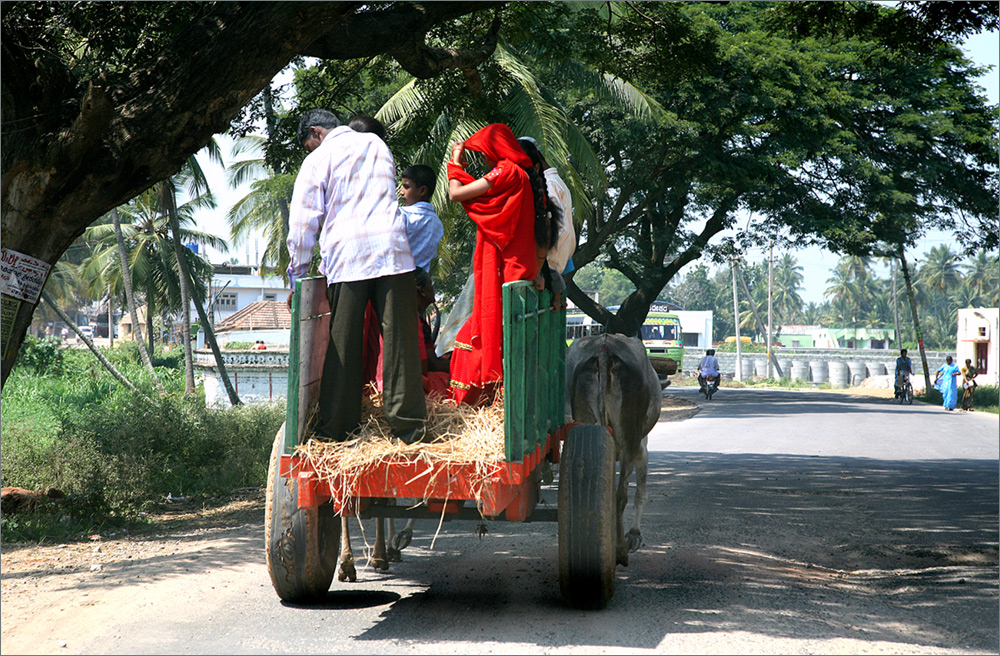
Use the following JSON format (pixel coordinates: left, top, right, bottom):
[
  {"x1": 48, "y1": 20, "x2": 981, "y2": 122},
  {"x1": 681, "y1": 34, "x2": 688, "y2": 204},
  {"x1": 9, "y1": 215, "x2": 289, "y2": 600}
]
[{"x1": 295, "y1": 387, "x2": 507, "y2": 502}]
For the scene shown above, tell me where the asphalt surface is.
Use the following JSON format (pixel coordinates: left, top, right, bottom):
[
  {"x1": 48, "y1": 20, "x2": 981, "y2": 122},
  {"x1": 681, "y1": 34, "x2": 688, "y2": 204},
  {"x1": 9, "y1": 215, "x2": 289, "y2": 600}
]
[{"x1": 7, "y1": 387, "x2": 999, "y2": 655}]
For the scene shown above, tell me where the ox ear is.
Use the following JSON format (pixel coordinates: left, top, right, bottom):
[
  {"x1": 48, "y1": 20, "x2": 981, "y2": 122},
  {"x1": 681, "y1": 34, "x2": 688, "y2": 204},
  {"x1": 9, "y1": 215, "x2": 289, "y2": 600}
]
[{"x1": 648, "y1": 356, "x2": 677, "y2": 378}]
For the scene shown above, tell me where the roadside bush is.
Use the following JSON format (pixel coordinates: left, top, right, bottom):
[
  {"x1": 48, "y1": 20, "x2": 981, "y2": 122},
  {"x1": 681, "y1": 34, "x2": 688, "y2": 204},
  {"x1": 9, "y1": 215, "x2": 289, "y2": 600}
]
[
  {"x1": 15, "y1": 335, "x2": 66, "y2": 375},
  {"x1": 1, "y1": 346, "x2": 284, "y2": 540}
]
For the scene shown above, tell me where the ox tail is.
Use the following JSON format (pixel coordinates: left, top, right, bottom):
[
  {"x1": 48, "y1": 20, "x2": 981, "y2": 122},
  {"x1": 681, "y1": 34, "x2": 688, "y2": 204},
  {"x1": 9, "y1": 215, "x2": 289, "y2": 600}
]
[{"x1": 599, "y1": 334, "x2": 611, "y2": 430}]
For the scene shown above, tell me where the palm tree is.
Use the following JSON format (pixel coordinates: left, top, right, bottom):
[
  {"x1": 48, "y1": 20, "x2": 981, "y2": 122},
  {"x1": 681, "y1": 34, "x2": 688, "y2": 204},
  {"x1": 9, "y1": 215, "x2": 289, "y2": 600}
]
[
  {"x1": 110, "y1": 206, "x2": 164, "y2": 392},
  {"x1": 225, "y1": 135, "x2": 296, "y2": 277},
  {"x1": 772, "y1": 253, "x2": 804, "y2": 324},
  {"x1": 80, "y1": 194, "x2": 224, "y2": 358},
  {"x1": 161, "y1": 141, "x2": 225, "y2": 396},
  {"x1": 917, "y1": 245, "x2": 961, "y2": 297},
  {"x1": 824, "y1": 261, "x2": 854, "y2": 346},
  {"x1": 961, "y1": 250, "x2": 1000, "y2": 307}
]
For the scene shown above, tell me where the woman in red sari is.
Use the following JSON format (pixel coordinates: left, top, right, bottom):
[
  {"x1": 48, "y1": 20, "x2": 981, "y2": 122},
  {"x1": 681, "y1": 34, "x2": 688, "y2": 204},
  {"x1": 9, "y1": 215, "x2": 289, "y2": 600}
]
[{"x1": 446, "y1": 123, "x2": 555, "y2": 405}]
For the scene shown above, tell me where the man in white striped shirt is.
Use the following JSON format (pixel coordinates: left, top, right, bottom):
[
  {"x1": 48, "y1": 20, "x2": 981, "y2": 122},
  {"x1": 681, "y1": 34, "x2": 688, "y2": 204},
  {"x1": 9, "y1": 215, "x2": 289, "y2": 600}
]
[{"x1": 286, "y1": 109, "x2": 426, "y2": 444}]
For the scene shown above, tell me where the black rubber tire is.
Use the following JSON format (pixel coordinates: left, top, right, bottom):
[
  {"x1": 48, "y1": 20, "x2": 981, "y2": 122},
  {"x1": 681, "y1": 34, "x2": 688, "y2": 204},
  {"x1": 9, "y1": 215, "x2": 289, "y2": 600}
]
[
  {"x1": 265, "y1": 423, "x2": 339, "y2": 602},
  {"x1": 705, "y1": 386, "x2": 714, "y2": 401},
  {"x1": 905, "y1": 387, "x2": 913, "y2": 405},
  {"x1": 558, "y1": 424, "x2": 617, "y2": 610}
]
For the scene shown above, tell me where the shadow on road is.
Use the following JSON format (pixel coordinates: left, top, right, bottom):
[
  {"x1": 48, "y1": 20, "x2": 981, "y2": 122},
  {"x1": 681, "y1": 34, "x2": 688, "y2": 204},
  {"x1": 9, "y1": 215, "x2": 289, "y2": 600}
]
[{"x1": 347, "y1": 452, "x2": 998, "y2": 651}]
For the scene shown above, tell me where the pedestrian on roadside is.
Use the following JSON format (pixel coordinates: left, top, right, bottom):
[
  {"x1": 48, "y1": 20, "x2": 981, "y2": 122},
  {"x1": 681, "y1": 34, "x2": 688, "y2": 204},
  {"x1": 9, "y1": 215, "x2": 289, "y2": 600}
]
[
  {"x1": 960, "y1": 358, "x2": 978, "y2": 411},
  {"x1": 933, "y1": 356, "x2": 961, "y2": 411}
]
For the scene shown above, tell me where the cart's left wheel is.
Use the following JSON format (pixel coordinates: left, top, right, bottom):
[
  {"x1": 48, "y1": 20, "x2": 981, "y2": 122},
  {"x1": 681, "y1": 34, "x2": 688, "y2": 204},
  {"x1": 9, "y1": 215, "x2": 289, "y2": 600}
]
[
  {"x1": 558, "y1": 424, "x2": 617, "y2": 610},
  {"x1": 265, "y1": 423, "x2": 339, "y2": 602}
]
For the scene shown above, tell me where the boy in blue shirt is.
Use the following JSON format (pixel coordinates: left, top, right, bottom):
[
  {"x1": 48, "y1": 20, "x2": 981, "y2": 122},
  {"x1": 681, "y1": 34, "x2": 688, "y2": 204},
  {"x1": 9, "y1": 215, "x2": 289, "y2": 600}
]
[{"x1": 399, "y1": 164, "x2": 444, "y2": 273}]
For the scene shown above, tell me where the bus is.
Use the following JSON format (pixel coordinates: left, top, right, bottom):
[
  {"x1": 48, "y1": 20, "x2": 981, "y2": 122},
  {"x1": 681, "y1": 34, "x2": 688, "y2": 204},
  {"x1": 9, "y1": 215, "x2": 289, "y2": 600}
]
[
  {"x1": 640, "y1": 305, "x2": 684, "y2": 363},
  {"x1": 567, "y1": 303, "x2": 684, "y2": 366},
  {"x1": 565, "y1": 310, "x2": 605, "y2": 344}
]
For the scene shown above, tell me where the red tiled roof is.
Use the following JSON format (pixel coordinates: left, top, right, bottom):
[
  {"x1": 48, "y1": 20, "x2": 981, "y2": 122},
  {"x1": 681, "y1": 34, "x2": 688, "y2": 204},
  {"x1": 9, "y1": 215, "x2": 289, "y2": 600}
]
[{"x1": 215, "y1": 301, "x2": 291, "y2": 333}]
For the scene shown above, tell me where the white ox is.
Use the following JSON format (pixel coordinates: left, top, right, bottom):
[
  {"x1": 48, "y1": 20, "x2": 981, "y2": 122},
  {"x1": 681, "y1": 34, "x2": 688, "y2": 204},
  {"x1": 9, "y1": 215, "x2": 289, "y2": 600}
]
[{"x1": 565, "y1": 333, "x2": 663, "y2": 566}]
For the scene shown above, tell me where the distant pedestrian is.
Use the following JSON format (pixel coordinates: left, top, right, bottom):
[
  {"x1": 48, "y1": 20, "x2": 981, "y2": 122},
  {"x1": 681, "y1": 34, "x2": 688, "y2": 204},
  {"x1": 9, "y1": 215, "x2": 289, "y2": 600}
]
[
  {"x1": 933, "y1": 356, "x2": 961, "y2": 411},
  {"x1": 960, "y1": 358, "x2": 978, "y2": 411}
]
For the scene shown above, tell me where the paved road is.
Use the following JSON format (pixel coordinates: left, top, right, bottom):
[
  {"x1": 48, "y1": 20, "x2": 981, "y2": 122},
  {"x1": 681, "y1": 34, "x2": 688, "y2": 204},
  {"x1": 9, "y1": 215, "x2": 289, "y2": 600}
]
[{"x1": 37, "y1": 389, "x2": 1000, "y2": 654}]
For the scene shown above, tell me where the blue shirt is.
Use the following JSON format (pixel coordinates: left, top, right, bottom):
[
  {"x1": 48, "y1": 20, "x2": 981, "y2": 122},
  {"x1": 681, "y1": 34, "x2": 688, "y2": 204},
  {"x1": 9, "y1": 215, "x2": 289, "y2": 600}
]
[
  {"x1": 401, "y1": 201, "x2": 444, "y2": 272},
  {"x1": 895, "y1": 356, "x2": 912, "y2": 376}
]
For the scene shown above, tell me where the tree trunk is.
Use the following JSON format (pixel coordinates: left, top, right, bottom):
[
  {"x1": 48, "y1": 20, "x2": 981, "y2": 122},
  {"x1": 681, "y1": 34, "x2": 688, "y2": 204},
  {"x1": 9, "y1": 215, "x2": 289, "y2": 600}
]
[
  {"x1": 189, "y1": 282, "x2": 241, "y2": 407},
  {"x1": 891, "y1": 259, "x2": 901, "y2": 347},
  {"x1": 165, "y1": 190, "x2": 196, "y2": 396},
  {"x1": 112, "y1": 208, "x2": 165, "y2": 393},
  {"x1": 41, "y1": 291, "x2": 153, "y2": 404},
  {"x1": 146, "y1": 282, "x2": 155, "y2": 361},
  {"x1": 897, "y1": 246, "x2": 932, "y2": 393}
]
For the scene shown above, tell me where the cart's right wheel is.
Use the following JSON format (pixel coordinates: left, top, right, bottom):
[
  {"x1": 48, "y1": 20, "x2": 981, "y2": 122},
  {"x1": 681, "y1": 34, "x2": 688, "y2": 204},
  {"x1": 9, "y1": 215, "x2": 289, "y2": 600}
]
[
  {"x1": 265, "y1": 423, "x2": 339, "y2": 602},
  {"x1": 558, "y1": 424, "x2": 616, "y2": 610}
]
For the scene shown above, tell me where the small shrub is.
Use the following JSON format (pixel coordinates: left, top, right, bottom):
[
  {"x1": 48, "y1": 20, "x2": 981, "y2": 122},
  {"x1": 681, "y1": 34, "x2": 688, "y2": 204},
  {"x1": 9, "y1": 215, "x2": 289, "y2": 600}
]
[
  {"x1": 2, "y1": 350, "x2": 284, "y2": 540},
  {"x1": 16, "y1": 335, "x2": 66, "y2": 375}
]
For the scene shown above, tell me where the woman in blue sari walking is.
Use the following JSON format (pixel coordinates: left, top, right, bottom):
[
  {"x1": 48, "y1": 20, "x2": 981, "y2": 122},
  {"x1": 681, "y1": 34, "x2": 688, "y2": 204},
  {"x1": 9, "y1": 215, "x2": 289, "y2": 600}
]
[{"x1": 934, "y1": 356, "x2": 962, "y2": 411}]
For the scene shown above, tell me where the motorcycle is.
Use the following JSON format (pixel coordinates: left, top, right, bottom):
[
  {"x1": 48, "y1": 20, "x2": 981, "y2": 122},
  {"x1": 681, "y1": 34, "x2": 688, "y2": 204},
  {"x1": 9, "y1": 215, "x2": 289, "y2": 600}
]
[{"x1": 699, "y1": 373, "x2": 720, "y2": 400}]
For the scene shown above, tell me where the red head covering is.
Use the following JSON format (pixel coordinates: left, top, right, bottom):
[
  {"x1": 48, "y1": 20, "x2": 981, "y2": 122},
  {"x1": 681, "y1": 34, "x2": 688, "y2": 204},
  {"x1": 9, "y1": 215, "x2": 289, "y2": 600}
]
[{"x1": 462, "y1": 124, "x2": 532, "y2": 170}]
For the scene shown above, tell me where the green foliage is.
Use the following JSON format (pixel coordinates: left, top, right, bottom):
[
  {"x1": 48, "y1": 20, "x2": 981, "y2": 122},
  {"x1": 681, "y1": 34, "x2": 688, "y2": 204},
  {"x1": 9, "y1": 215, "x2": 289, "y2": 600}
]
[
  {"x1": 1, "y1": 344, "x2": 284, "y2": 541},
  {"x1": 15, "y1": 335, "x2": 66, "y2": 375},
  {"x1": 222, "y1": 341, "x2": 255, "y2": 350},
  {"x1": 970, "y1": 384, "x2": 999, "y2": 414}
]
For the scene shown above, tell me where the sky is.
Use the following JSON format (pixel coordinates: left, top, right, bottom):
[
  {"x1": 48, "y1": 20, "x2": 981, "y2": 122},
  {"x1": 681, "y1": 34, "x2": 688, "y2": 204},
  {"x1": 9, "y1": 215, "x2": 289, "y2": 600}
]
[{"x1": 190, "y1": 27, "x2": 999, "y2": 306}]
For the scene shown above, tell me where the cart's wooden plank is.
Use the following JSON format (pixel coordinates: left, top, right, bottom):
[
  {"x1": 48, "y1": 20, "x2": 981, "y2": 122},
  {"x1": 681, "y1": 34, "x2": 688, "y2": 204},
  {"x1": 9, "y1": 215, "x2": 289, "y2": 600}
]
[{"x1": 285, "y1": 277, "x2": 330, "y2": 453}]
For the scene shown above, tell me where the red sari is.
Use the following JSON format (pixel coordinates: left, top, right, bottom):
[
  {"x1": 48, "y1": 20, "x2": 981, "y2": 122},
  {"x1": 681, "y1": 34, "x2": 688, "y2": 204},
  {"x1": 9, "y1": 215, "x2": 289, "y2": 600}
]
[{"x1": 447, "y1": 124, "x2": 538, "y2": 405}]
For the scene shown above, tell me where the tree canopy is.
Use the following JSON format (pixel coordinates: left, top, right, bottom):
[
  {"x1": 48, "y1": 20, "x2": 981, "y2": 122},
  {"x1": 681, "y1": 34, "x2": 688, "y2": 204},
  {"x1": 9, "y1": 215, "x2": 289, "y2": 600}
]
[{"x1": 1, "y1": 0, "x2": 499, "y2": 387}]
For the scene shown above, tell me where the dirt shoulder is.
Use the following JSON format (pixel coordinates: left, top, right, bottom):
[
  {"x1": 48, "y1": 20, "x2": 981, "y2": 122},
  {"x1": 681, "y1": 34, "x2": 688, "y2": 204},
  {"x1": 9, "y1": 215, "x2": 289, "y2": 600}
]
[{"x1": 1, "y1": 489, "x2": 266, "y2": 654}]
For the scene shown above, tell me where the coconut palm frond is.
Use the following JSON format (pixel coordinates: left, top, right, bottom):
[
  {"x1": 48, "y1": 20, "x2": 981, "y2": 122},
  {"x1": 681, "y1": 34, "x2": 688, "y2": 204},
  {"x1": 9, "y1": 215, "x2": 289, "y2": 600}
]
[{"x1": 376, "y1": 78, "x2": 428, "y2": 133}]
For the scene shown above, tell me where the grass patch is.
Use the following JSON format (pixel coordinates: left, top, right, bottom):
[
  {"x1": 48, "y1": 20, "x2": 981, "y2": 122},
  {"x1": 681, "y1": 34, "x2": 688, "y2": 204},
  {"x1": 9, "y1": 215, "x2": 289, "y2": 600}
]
[{"x1": 2, "y1": 342, "x2": 284, "y2": 543}]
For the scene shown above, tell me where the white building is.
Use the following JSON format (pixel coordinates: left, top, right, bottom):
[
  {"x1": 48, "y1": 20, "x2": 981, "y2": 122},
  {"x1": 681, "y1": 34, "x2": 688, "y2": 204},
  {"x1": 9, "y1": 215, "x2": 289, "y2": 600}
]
[
  {"x1": 956, "y1": 307, "x2": 999, "y2": 385},
  {"x1": 674, "y1": 310, "x2": 714, "y2": 348},
  {"x1": 209, "y1": 264, "x2": 292, "y2": 325}
]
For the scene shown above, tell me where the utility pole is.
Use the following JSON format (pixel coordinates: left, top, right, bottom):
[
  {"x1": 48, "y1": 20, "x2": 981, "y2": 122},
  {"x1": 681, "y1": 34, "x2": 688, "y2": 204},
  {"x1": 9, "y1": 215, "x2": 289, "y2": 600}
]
[
  {"x1": 897, "y1": 246, "x2": 932, "y2": 393},
  {"x1": 767, "y1": 243, "x2": 773, "y2": 379},
  {"x1": 891, "y1": 258, "x2": 901, "y2": 348},
  {"x1": 731, "y1": 258, "x2": 742, "y2": 382},
  {"x1": 737, "y1": 264, "x2": 784, "y2": 378}
]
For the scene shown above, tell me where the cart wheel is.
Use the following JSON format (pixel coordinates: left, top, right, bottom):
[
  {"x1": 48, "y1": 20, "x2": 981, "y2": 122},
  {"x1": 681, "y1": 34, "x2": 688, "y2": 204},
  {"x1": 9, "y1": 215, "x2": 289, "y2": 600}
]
[
  {"x1": 558, "y1": 424, "x2": 616, "y2": 610},
  {"x1": 265, "y1": 423, "x2": 339, "y2": 602}
]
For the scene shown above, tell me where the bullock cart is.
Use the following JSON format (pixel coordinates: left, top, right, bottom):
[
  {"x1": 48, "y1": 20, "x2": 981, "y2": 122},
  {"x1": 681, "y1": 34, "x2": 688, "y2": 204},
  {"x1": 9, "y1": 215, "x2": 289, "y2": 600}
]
[{"x1": 265, "y1": 277, "x2": 617, "y2": 609}]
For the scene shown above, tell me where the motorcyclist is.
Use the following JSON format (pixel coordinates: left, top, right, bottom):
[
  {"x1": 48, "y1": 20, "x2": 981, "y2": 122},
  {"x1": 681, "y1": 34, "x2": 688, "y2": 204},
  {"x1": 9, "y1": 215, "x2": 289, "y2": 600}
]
[{"x1": 698, "y1": 349, "x2": 720, "y2": 396}]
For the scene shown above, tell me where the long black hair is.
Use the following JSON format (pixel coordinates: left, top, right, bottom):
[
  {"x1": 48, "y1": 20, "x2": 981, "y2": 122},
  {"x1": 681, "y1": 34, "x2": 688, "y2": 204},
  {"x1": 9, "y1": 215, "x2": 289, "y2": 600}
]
[{"x1": 518, "y1": 138, "x2": 560, "y2": 251}]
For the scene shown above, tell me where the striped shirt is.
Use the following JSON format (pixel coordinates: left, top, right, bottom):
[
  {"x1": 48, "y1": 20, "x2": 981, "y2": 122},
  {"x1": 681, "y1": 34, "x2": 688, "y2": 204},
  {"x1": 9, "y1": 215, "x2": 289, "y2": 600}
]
[{"x1": 286, "y1": 126, "x2": 414, "y2": 289}]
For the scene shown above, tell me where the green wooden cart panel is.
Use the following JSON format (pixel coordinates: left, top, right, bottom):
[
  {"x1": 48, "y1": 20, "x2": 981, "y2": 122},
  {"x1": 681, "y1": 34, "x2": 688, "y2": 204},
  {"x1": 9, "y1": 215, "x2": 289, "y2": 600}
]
[{"x1": 502, "y1": 281, "x2": 566, "y2": 462}]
